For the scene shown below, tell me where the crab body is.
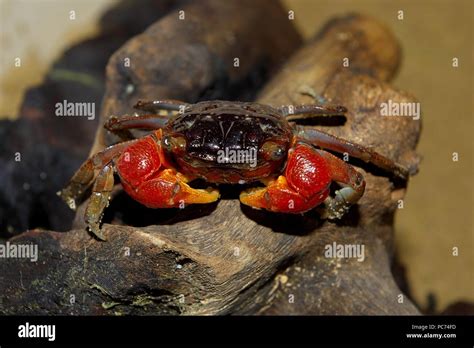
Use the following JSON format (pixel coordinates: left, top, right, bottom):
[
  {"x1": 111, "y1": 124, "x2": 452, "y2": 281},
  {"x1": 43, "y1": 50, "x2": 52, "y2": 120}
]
[
  {"x1": 59, "y1": 100, "x2": 409, "y2": 240},
  {"x1": 164, "y1": 101, "x2": 292, "y2": 183}
]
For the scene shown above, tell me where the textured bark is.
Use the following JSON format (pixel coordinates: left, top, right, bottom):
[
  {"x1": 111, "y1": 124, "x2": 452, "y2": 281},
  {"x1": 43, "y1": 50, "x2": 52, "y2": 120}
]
[{"x1": 0, "y1": 11, "x2": 421, "y2": 315}]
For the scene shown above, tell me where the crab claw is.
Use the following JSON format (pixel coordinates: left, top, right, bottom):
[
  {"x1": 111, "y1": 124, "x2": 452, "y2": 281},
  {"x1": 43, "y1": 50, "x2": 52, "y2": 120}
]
[
  {"x1": 240, "y1": 176, "x2": 328, "y2": 213},
  {"x1": 121, "y1": 169, "x2": 220, "y2": 209},
  {"x1": 240, "y1": 142, "x2": 366, "y2": 219},
  {"x1": 239, "y1": 143, "x2": 333, "y2": 213}
]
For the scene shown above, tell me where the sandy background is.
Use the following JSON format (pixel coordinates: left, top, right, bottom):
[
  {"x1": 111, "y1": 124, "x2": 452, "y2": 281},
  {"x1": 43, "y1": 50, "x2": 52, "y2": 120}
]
[{"x1": 1, "y1": 0, "x2": 472, "y2": 312}]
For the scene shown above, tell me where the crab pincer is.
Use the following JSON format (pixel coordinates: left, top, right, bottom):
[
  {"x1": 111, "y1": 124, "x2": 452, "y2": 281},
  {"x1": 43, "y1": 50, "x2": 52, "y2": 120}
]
[{"x1": 240, "y1": 142, "x2": 365, "y2": 218}]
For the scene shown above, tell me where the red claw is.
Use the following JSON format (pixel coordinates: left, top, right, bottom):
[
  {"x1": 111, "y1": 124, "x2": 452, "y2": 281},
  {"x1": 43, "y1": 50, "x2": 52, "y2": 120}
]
[
  {"x1": 117, "y1": 137, "x2": 162, "y2": 189},
  {"x1": 285, "y1": 143, "x2": 332, "y2": 199},
  {"x1": 240, "y1": 143, "x2": 332, "y2": 213},
  {"x1": 117, "y1": 132, "x2": 219, "y2": 209}
]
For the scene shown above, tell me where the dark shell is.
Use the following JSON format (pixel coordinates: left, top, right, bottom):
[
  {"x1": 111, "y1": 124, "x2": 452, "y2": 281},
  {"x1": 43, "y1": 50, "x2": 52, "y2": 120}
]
[{"x1": 164, "y1": 101, "x2": 293, "y2": 182}]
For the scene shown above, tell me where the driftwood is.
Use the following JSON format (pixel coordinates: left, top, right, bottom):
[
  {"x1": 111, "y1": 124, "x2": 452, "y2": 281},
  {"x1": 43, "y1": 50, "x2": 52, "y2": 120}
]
[{"x1": 0, "y1": 4, "x2": 421, "y2": 315}]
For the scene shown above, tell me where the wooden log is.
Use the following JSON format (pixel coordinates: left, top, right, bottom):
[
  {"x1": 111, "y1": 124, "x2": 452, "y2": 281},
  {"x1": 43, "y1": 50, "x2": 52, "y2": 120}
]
[{"x1": 0, "y1": 13, "x2": 421, "y2": 315}]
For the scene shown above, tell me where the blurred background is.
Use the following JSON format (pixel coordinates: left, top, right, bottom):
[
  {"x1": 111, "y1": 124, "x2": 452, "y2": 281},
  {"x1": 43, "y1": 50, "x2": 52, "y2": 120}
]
[{"x1": 1, "y1": 0, "x2": 472, "y2": 313}]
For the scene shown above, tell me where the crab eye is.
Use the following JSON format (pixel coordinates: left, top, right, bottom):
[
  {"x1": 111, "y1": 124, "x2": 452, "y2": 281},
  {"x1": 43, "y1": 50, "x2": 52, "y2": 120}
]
[
  {"x1": 261, "y1": 141, "x2": 286, "y2": 161},
  {"x1": 162, "y1": 135, "x2": 186, "y2": 153}
]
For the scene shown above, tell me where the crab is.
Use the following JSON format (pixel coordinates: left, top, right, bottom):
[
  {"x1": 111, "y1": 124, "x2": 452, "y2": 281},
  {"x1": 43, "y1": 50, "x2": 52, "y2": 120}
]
[{"x1": 59, "y1": 99, "x2": 409, "y2": 240}]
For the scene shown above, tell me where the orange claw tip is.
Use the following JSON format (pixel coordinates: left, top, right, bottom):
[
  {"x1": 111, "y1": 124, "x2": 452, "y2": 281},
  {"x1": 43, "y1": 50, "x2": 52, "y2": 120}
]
[
  {"x1": 239, "y1": 187, "x2": 267, "y2": 209},
  {"x1": 181, "y1": 186, "x2": 220, "y2": 204}
]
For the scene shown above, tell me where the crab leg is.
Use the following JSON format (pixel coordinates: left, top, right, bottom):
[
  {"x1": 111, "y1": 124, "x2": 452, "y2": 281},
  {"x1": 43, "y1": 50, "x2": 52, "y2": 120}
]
[
  {"x1": 315, "y1": 149, "x2": 365, "y2": 219},
  {"x1": 85, "y1": 163, "x2": 114, "y2": 240},
  {"x1": 133, "y1": 99, "x2": 189, "y2": 113},
  {"x1": 58, "y1": 141, "x2": 135, "y2": 210},
  {"x1": 104, "y1": 113, "x2": 170, "y2": 141},
  {"x1": 105, "y1": 114, "x2": 169, "y2": 132},
  {"x1": 296, "y1": 126, "x2": 410, "y2": 179},
  {"x1": 279, "y1": 104, "x2": 347, "y2": 120}
]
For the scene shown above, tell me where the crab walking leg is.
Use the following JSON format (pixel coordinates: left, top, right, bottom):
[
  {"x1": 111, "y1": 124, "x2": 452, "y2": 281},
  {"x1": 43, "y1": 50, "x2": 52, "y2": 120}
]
[
  {"x1": 296, "y1": 126, "x2": 410, "y2": 179},
  {"x1": 85, "y1": 163, "x2": 114, "y2": 240},
  {"x1": 279, "y1": 104, "x2": 347, "y2": 120},
  {"x1": 104, "y1": 114, "x2": 170, "y2": 141},
  {"x1": 315, "y1": 149, "x2": 366, "y2": 219},
  {"x1": 58, "y1": 140, "x2": 136, "y2": 210},
  {"x1": 105, "y1": 114, "x2": 169, "y2": 133},
  {"x1": 133, "y1": 99, "x2": 189, "y2": 113},
  {"x1": 240, "y1": 143, "x2": 332, "y2": 213}
]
